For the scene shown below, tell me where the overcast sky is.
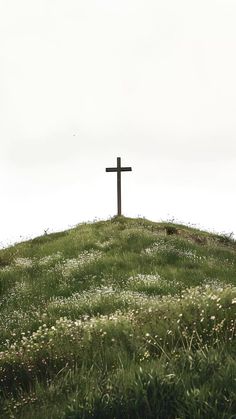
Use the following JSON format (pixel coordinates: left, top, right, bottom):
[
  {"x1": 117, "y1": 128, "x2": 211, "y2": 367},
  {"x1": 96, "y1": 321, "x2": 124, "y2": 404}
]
[{"x1": 1, "y1": 0, "x2": 236, "y2": 247}]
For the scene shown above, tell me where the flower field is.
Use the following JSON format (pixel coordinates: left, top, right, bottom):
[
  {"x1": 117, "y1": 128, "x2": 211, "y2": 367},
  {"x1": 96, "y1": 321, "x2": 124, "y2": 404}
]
[{"x1": 0, "y1": 217, "x2": 235, "y2": 418}]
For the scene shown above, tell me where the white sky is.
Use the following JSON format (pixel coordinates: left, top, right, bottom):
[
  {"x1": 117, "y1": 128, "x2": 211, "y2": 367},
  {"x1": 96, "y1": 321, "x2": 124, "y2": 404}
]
[{"x1": 1, "y1": 0, "x2": 236, "y2": 247}]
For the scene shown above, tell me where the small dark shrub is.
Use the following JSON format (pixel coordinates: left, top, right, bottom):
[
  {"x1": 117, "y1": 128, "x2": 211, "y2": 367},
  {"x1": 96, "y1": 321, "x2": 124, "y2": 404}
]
[{"x1": 166, "y1": 226, "x2": 178, "y2": 236}]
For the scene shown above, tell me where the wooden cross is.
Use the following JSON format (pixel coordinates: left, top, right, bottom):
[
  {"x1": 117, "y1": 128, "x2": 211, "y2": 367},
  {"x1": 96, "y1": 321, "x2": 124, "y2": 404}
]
[{"x1": 106, "y1": 157, "x2": 132, "y2": 216}]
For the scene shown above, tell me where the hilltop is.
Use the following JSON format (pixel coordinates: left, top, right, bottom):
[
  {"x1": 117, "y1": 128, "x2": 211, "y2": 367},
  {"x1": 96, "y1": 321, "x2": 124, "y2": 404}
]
[{"x1": 0, "y1": 217, "x2": 235, "y2": 418}]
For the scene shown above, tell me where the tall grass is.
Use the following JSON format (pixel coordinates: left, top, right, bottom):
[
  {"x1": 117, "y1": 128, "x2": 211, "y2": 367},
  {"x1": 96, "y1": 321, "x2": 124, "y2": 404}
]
[{"x1": 0, "y1": 217, "x2": 235, "y2": 418}]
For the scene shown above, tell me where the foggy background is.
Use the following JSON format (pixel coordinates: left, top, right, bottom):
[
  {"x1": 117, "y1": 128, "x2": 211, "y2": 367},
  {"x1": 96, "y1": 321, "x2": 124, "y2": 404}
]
[{"x1": 1, "y1": 0, "x2": 236, "y2": 247}]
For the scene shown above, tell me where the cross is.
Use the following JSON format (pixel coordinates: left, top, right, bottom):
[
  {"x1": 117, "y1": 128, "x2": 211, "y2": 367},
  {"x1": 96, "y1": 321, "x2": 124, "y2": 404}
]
[{"x1": 106, "y1": 157, "x2": 132, "y2": 216}]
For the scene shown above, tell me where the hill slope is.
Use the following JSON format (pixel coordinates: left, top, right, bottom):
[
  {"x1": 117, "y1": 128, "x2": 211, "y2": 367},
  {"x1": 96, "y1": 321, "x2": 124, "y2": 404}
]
[{"x1": 0, "y1": 217, "x2": 235, "y2": 418}]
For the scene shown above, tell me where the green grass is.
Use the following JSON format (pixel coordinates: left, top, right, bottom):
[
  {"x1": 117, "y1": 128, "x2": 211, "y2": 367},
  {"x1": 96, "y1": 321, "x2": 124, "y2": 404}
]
[{"x1": 0, "y1": 216, "x2": 235, "y2": 418}]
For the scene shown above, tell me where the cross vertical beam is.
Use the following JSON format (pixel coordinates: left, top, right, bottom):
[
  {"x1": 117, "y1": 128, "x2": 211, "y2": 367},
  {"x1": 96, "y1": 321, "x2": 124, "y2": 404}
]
[
  {"x1": 106, "y1": 157, "x2": 132, "y2": 216},
  {"x1": 117, "y1": 157, "x2": 121, "y2": 216}
]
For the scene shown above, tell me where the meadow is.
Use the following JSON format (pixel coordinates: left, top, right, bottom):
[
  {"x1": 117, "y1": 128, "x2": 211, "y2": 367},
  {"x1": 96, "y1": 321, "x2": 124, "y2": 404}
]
[{"x1": 0, "y1": 216, "x2": 235, "y2": 418}]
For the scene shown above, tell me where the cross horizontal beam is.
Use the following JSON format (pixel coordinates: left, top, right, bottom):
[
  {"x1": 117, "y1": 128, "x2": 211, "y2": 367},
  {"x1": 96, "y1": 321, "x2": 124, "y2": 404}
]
[{"x1": 106, "y1": 167, "x2": 132, "y2": 172}]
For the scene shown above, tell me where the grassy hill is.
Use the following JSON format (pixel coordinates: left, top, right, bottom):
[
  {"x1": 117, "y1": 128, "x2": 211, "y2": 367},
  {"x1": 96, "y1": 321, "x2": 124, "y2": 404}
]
[{"x1": 0, "y1": 216, "x2": 235, "y2": 418}]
